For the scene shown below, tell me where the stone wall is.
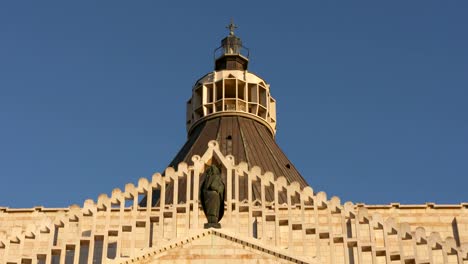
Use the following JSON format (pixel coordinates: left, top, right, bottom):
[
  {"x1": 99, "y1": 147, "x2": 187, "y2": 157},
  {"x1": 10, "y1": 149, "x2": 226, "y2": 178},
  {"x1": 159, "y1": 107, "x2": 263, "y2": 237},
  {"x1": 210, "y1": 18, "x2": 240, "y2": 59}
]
[{"x1": 0, "y1": 141, "x2": 467, "y2": 264}]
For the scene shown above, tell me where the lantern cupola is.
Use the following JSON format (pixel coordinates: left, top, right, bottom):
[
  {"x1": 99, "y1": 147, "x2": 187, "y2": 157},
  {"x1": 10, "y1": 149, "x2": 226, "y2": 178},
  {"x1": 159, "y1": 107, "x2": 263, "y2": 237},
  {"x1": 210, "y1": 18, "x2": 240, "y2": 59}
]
[
  {"x1": 186, "y1": 21, "x2": 278, "y2": 136},
  {"x1": 214, "y1": 20, "x2": 249, "y2": 71}
]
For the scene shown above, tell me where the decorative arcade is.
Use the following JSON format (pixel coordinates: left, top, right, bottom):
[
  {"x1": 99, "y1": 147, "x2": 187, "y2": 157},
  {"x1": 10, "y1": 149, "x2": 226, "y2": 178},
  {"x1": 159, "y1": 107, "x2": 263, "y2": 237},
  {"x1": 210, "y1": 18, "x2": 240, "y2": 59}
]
[{"x1": 0, "y1": 23, "x2": 467, "y2": 264}]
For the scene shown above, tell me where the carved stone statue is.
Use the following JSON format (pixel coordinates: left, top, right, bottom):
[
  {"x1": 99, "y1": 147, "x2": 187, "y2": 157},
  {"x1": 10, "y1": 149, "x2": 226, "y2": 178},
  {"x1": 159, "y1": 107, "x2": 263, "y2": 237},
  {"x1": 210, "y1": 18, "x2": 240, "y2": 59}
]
[{"x1": 200, "y1": 164, "x2": 225, "y2": 228}]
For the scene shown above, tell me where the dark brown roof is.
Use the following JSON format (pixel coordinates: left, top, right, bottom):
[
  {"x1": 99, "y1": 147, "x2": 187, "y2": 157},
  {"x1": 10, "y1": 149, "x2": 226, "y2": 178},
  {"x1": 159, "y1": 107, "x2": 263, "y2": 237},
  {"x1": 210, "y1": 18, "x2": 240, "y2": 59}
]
[{"x1": 143, "y1": 116, "x2": 309, "y2": 206}]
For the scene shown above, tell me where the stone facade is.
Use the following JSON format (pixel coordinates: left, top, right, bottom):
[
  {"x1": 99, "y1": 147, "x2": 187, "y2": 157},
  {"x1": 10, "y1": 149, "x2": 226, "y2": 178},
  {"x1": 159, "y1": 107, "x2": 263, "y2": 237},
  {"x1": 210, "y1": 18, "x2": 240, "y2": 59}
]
[
  {"x1": 1, "y1": 141, "x2": 467, "y2": 264},
  {"x1": 2, "y1": 27, "x2": 466, "y2": 264}
]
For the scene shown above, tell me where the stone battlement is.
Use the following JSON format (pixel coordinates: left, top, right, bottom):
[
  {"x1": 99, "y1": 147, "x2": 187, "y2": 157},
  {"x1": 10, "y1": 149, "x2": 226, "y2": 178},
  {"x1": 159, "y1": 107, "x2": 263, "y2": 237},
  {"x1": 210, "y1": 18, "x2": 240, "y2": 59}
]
[{"x1": 0, "y1": 141, "x2": 467, "y2": 263}]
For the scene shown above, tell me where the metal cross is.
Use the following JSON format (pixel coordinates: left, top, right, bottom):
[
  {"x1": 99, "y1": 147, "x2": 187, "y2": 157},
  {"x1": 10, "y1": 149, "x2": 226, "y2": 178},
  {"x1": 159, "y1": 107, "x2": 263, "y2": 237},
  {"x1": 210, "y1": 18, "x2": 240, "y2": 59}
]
[{"x1": 226, "y1": 19, "x2": 238, "y2": 36}]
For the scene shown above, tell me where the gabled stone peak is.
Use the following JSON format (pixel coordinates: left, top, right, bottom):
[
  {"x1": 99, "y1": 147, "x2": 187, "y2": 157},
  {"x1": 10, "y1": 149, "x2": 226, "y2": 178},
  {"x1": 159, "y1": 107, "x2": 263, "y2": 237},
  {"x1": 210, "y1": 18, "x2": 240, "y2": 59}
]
[
  {"x1": 114, "y1": 228, "x2": 315, "y2": 264},
  {"x1": 1, "y1": 141, "x2": 467, "y2": 263}
]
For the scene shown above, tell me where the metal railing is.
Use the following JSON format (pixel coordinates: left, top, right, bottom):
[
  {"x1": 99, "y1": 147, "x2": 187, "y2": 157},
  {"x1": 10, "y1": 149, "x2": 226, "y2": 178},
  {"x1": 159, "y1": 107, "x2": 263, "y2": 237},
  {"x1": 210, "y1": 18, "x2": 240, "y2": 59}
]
[{"x1": 214, "y1": 44, "x2": 250, "y2": 60}]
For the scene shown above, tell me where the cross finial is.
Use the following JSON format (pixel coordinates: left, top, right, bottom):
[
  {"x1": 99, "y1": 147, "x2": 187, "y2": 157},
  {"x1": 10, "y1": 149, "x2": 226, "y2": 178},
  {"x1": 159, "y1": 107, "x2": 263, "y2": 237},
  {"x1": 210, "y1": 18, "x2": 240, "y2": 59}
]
[{"x1": 226, "y1": 19, "x2": 238, "y2": 36}]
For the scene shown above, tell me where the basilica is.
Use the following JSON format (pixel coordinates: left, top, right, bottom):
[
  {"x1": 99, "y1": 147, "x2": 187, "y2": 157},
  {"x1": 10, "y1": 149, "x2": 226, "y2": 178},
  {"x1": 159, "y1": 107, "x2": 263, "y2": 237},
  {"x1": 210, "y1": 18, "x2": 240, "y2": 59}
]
[{"x1": 1, "y1": 24, "x2": 467, "y2": 264}]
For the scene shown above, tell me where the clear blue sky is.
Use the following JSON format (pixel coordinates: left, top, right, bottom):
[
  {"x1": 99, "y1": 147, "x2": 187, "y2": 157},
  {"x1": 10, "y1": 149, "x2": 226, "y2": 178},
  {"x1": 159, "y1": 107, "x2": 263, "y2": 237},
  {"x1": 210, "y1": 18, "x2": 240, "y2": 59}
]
[{"x1": 1, "y1": 1, "x2": 467, "y2": 208}]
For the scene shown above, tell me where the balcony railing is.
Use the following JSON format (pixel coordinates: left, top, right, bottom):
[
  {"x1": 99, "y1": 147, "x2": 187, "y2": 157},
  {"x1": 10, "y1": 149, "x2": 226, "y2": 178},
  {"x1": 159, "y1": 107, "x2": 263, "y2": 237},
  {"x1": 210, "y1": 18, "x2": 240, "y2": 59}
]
[{"x1": 214, "y1": 44, "x2": 250, "y2": 60}]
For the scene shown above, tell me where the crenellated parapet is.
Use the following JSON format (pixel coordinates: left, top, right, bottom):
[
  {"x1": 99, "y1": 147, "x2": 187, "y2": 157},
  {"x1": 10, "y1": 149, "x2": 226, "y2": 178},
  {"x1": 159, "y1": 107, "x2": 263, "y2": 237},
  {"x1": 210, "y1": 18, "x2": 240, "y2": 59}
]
[{"x1": 0, "y1": 140, "x2": 467, "y2": 264}]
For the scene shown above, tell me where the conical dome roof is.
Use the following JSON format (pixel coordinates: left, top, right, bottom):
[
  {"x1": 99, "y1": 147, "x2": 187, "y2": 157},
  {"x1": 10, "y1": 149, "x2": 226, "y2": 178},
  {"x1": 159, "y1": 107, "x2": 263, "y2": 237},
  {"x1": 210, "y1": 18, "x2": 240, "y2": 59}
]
[
  {"x1": 162, "y1": 116, "x2": 308, "y2": 205},
  {"x1": 143, "y1": 27, "x2": 309, "y2": 207}
]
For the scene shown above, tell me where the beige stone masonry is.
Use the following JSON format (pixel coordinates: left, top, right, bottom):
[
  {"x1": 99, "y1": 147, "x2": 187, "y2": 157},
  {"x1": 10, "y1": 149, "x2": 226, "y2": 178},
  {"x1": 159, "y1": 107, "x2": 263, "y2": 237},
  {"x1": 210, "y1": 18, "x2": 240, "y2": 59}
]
[
  {"x1": 0, "y1": 140, "x2": 467, "y2": 263},
  {"x1": 186, "y1": 70, "x2": 277, "y2": 135},
  {"x1": 115, "y1": 228, "x2": 314, "y2": 264}
]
